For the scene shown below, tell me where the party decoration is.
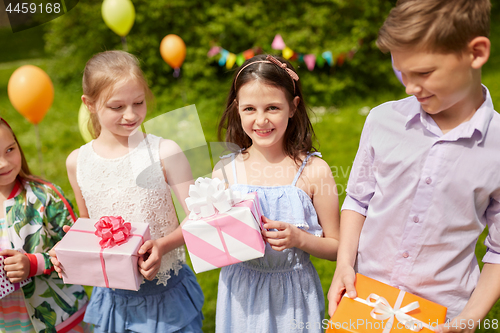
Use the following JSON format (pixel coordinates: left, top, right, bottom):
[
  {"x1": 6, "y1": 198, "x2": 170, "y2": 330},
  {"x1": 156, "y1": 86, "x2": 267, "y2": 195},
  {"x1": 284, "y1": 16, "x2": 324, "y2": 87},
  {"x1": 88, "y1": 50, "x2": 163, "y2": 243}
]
[
  {"x1": 101, "y1": 0, "x2": 135, "y2": 37},
  {"x1": 236, "y1": 53, "x2": 245, "y2": 66},
  {"x1": 8, "y1": 65, "x2": 54, "y2": 124},
  {"x1": 160, "y1": 34, "x2": 186, "y2": 77},
  {"x1": 322, "y1": 51, "x2": 333, "y2": 66},
  {"x1": 208, "y1": 34, "x2": 361, "y2": 72},
  {"x1": 304, "y1": 54, "x2": 316, "y2": 71},
  {"x1": 94, "y1": 216, "x2": 132, "y2": 249},
  {"x1": 226, "y1": 53, "x2": 237, "y2": 69},
  {"x1": 218, "y1": 49, "x2": 229, "y2": 66},
  {"x1": 78, "y1": 103, "x2": 93, "y2": 143},
  {"x1": 185, "y1": 178, "x2": 243, "y2": 220},
  {"x1": 208, "y1": 46, "x2": 221, "y2": 57},
  {"x1": 337, "y1": 53, "x2": 346, "y2": 66},
  {"x1": 271, "y1": 34, "x2": 286, "y2": 50},
  {"x1": 243, "y1": 49, "x2": 255, "y2": 59},
  {"x1": 316, "y1": 56, "x2": 325, "y2": 68},
  {"x1": 282, "y1": 46, "x2": 294, "y2": 60}
]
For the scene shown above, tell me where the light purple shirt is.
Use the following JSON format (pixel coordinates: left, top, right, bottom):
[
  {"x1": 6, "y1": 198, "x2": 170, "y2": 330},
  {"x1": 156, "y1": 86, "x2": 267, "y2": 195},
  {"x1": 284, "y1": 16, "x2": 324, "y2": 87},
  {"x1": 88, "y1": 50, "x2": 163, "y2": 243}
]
[{"x1": 342, "y1": 86, "x2": 500, "y2": 319}]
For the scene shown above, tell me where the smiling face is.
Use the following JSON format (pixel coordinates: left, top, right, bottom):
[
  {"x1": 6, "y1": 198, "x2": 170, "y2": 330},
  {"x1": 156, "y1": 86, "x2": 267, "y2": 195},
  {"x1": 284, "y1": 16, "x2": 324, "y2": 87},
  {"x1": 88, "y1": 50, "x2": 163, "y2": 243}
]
[
  {"x1": 0, "y1": 124, "x2": 22, "y2": 194},
  {"x1": 392, "y1": 48, "x2": 478, "y2": 119},
  {"x1": 237, "y1": 80, "x2": 298, "y2": 152},
  {"x1": 89, "y1": 78, "x2": 147, "y2": 139}
]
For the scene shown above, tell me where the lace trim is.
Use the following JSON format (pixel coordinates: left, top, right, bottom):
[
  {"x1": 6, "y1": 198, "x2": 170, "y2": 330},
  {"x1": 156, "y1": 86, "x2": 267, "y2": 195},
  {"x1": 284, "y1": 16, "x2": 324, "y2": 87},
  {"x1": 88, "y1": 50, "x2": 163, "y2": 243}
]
[{"x1": 77, "y1": 135, "x2": 185, "y2": 285}]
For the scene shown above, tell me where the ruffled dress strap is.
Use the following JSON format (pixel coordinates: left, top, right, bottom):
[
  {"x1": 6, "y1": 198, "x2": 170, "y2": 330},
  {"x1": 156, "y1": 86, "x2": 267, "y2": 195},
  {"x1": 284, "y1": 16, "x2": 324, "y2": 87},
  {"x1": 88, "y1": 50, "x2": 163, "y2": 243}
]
[
  {"x1": 219, "y1": 151, "x2": 239, "y2": 185},
  {"x1": 291, "y1": 152, "x2": 322, "y2": 186}
]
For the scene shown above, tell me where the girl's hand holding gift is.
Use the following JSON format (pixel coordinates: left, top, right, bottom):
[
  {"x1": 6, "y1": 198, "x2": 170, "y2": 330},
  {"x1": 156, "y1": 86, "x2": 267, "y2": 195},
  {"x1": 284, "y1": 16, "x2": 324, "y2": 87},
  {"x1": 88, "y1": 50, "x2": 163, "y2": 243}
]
[
  {"x1": 0, "y1": 249, "x2": 30, "y2": 283},
  {"x1": 262, "y1": 216, "x2": 306, "y2": 251},
  {"x1": 49, "y1": 224, "x2": 71, "y2": 278},
  {"x1": 138, "y1": 239, "x2": 163, "y2": 281}
]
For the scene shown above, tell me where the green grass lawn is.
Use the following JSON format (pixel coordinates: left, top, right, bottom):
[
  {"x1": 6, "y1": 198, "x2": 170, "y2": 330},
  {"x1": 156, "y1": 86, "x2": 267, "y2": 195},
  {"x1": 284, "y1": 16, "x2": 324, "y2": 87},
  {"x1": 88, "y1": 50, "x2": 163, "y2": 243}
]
[{"x1": 2, "y1": 18, "x2": 500, "y2": 333}]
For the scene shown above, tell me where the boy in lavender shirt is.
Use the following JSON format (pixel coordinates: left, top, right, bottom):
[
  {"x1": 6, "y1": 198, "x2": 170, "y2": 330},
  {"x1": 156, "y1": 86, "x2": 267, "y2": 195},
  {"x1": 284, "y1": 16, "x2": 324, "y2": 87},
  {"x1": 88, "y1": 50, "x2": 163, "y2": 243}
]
[{"x1": 328, "y1": 0, "x2": 500, "y2": 332}]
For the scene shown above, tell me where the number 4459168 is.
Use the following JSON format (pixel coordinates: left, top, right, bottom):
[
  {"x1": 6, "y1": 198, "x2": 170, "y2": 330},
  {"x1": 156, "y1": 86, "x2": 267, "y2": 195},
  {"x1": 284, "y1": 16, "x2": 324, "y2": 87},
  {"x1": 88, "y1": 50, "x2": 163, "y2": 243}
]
[
  {"x1": 445, "y1": 319, "x2": 499, "y2": 330},
  {"x1": 5, "y1": 2, "x2": 61, "y2": 14}
]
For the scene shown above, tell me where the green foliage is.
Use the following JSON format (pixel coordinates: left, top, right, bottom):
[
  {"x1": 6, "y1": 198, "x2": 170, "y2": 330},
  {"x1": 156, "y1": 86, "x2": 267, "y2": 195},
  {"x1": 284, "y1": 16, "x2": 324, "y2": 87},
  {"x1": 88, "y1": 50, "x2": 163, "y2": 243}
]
[
  {"x1": 44, "y1": 0, "x2": 400, "y2": 107},
  {"x1": 33, "y1": 301, "x2": 57, "y2": 333}
]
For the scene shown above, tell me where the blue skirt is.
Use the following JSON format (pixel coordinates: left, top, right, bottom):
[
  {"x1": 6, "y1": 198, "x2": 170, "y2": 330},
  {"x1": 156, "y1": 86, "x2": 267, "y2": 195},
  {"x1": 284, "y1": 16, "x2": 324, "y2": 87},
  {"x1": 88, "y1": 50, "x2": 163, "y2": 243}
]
[{"x1": 84, "y1": 264, "x2": 204, "y2": 333}]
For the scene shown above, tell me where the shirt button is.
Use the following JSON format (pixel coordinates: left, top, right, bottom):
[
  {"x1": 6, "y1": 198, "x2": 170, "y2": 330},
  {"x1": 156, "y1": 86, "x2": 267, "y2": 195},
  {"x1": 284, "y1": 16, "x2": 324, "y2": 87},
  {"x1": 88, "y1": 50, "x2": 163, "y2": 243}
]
[
  {"x1": 402, "y1": 252, "x2": 409, "y2": 258},
  {"x1": 425, "y1": 177, "x2": 432, "y2": 184},
  {"x1": 413, "y1": 216, "x2": 420, "y2": 223}
]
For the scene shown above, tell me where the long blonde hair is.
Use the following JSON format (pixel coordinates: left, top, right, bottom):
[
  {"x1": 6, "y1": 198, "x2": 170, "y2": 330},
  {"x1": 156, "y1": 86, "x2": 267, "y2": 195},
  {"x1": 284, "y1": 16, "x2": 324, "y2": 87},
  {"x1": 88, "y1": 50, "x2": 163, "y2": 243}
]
[{"x1": 82, "y1": 51, "x2": 154, "y2": 139}]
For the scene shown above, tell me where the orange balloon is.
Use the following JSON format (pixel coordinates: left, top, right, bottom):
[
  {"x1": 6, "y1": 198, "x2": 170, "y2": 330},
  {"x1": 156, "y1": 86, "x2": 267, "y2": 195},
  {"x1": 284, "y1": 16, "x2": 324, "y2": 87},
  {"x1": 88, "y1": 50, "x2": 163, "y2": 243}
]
[
  {"x1": 160, "y1": 34, "x2": 186, "y2": 69},
  {"x1": 8, "y1": 65, "x2": 54, "y2": 124}
]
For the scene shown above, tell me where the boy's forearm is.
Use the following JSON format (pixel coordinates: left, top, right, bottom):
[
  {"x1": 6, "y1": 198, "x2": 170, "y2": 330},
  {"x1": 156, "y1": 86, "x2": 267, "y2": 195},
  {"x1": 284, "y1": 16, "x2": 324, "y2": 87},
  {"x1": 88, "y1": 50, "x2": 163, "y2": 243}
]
[
  {"x1": 337, "y1": 209, "x2": 365, "y2": 267},
  {"x1": 458, "y1": 263, "x2": 500, "y2": 322}
]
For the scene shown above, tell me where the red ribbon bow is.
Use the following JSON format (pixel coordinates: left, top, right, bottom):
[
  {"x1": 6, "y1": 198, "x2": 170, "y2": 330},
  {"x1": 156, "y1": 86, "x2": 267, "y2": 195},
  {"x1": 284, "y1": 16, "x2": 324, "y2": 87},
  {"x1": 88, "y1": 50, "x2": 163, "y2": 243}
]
[{"x1": 94, "y1": 216, "x2": 132, "y2": 249}]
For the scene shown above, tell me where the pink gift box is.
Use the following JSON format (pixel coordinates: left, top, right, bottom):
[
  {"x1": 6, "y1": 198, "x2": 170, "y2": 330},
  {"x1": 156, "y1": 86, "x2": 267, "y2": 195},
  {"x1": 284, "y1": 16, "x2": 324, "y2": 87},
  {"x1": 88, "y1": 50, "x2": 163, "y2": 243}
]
[
  {"x1": 55, "y1": 218, "x2": 151, "y2": 291},
  {"x1": 0, "y1": 255, "x2": 31, "y2": 299},
  {"x1": 182, "y1": 192, "x2": 265, "y2": 273}
]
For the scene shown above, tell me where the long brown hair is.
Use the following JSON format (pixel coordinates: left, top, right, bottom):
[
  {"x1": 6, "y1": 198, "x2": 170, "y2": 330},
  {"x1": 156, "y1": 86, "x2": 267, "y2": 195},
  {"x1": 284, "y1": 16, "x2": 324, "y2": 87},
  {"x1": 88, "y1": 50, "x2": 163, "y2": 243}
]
[
  {"x1": 218, "y1": 54, "x2": 317, "y2": 165},
  {"x1": 0, "y1": 118, "x2": 45, "y2": 185}
]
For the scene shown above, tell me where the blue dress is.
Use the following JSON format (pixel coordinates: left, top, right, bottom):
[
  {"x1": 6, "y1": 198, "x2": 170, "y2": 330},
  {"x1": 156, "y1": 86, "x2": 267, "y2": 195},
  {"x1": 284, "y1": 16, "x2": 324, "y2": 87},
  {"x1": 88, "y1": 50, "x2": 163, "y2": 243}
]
[{"x1": 216, "y1": 152, "x2": 325, "y2": 333}]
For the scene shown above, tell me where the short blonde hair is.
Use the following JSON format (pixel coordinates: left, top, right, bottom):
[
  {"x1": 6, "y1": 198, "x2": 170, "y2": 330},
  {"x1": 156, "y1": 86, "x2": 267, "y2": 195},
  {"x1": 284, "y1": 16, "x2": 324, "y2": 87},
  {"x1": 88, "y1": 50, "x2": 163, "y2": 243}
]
[
  {"x1": 82, "y1": 51, "x2": 154, "y2": 139},
  {"x1": 377, "y1": 0, "x2": 491, "y2": 54}
]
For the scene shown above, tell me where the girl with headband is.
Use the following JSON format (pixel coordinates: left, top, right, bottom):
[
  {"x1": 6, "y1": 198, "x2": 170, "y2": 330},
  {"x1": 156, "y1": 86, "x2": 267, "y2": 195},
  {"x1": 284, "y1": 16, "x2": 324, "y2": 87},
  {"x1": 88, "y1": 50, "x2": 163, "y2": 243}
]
[{"x1": 214, "y1": 55, "x2": 340, "y2": 332}]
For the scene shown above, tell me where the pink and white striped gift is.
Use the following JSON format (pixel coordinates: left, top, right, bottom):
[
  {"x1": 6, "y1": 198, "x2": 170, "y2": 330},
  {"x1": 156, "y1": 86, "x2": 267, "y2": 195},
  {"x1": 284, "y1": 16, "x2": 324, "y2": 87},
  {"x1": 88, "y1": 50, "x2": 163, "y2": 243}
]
[{"x1": 182, "y1": 192, "x2": 264, "y2": 273}]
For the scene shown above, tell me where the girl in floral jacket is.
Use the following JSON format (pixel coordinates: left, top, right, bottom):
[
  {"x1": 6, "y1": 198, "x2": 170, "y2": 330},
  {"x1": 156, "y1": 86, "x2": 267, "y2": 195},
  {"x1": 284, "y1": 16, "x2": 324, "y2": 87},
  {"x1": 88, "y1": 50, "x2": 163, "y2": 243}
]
[{"x1": 0, "y1": 117, "x2": 90, "y2": 333}]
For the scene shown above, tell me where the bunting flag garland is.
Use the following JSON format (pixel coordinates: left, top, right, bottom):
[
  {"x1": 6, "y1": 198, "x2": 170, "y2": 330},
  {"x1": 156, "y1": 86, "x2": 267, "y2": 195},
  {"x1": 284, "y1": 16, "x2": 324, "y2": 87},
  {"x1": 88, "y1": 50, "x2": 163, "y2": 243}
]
[{"x1": 208, "y1": 34, "x2": 360, "y2": 72}]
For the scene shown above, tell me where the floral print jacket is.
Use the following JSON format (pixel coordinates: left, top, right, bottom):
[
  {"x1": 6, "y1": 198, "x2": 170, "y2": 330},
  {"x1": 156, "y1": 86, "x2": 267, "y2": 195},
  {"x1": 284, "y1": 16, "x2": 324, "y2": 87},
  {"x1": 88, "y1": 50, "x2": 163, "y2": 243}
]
[{"x1": 2, "y1": 180, "x2": 88, "y2": 333}]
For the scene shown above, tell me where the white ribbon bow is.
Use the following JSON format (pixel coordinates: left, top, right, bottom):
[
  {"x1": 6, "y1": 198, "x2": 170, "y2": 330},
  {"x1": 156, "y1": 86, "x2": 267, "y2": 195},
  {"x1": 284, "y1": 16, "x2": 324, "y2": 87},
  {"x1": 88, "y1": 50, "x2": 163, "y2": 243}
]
[
  {"x1": 350, "y1": 292, "x2": 431, "y2": 332},
  {"x1": 185, "y1": 177, "x2": 243, "y2": 220}
]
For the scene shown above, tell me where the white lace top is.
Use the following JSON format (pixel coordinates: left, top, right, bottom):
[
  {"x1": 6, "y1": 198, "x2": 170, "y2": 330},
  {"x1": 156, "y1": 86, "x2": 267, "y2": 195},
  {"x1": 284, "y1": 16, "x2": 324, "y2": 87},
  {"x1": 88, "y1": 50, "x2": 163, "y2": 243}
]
[{"x1": 76, "y1": 134, "x2": 185, "y2": 286}]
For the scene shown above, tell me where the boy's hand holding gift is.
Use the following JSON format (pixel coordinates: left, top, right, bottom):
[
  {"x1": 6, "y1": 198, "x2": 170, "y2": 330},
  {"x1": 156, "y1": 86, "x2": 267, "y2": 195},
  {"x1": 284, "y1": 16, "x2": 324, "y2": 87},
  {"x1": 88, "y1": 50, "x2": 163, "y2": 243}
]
[
  {"x1": 181, "y1": 177, "x2": 265, "y2": 273},
  {"x1": 326, "y1": 274, "x2": 447, "y2": 333}
]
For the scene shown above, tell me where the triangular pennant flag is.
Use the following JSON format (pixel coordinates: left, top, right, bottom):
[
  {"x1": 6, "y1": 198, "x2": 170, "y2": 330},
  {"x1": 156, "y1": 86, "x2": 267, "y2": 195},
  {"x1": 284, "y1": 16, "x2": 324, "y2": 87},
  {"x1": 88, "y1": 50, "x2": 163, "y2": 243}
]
[
  {"x1": 271, "y1": 34, "x2": 286, "y2": 50},
  {"x1": 316, "y1": 56, "x2": 325, "y2": 68},
  {"x1": 337, "y1": 53, "x2": 346, "y2": 66},
  {"x1": 208, "y1": 46, "x2": 221, "y2": 57},
  {"x1": 226, "y1": 53, "x2": 237, "y2": 69},
  {"x1": 243, "y1": 49, "x2": 255, "y2": 59},
  {"x1": 304, "y1": 54, "x2": 316, "y2": 71},
  {"x1": 282, "y1": 46, "x2": 294, "y2": 59},
  {"x1": 236, "y1": 53, "x2": 245, "y2": 66},
  {"x1": 219, "y1": 49, "x2": 229, "y2": 66},
  {"x1": 322, "y1": 51, "x2": 333, "y2": 66}
]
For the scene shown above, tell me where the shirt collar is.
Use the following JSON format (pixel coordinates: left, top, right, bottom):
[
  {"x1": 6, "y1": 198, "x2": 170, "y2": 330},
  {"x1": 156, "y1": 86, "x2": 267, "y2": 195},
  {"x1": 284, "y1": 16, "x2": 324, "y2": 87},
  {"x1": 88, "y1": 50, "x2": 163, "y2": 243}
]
[{"x1": 404, "y1": 85, "x2": 494, "y2": 144}]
